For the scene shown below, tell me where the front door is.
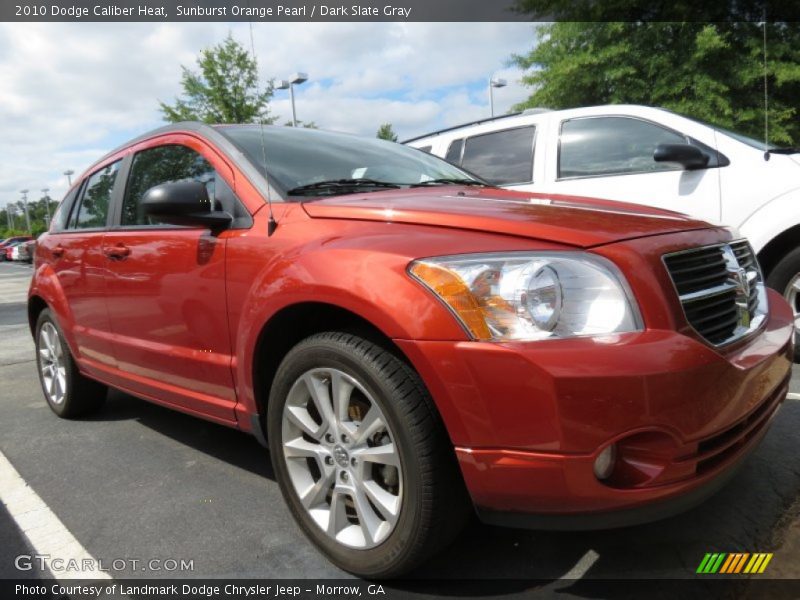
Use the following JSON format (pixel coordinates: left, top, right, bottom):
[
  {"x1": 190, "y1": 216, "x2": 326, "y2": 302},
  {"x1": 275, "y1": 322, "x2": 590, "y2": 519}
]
[
  {"x1": 546, "y1": 115, "x2": 722, "y2": 224},
  {"x1": 102, "y1": 140, "x2": 237, "y2": 422}
]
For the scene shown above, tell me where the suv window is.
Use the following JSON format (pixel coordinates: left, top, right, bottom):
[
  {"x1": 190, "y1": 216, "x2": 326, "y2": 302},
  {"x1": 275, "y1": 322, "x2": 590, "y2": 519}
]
[
  {"x1": 559, "y1": 117, "x2": 688, "y2": 179},
  {"x1": 122, "y1": 145, "x2": 218, "y2": 226},
  {"x1": 445, "y1": 139, "x2": 464, "y2": 164},
  {"x1": 461, "y1": 127, "x2": 535, "y2": 185},
  {"x1": 69, "y1": 161, "x2": 120, "y2": 230}
]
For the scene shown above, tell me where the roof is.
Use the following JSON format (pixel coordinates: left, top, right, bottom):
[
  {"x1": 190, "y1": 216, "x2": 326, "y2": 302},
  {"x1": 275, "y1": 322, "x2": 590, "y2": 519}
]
[
  {"x1": 402, "y1": 108, "x2": 552, "y2": 144},
  {"x1": 85, "y1": 121, "x2": 278, "y2": 202}
]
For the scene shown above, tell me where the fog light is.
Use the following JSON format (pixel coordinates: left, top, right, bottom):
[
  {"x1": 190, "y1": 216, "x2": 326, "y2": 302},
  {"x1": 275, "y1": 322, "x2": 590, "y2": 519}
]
[{"x1": 593, "y1": 444, "x2": 617, "y2": 480}]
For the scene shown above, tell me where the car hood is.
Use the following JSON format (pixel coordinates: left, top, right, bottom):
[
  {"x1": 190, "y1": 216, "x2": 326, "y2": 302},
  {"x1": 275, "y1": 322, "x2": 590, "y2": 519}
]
[{"x1": 301, "y1": 186, "x2": 712, "y2": 248}]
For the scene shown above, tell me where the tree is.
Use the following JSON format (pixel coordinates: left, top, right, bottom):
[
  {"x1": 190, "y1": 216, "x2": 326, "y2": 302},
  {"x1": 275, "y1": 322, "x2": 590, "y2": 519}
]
[
  {"x1": 1, "y1": 196, "x2": 60, "y2": 238},
  {"x1": 376, "y1": 123, "x2": 399, "y2": 142},
  {"x1": 160, "y1": 33, "x2": 275, "y2": 124},
  {"x1": 511, "y1": 22, "x2": 800, "y2": 145}
]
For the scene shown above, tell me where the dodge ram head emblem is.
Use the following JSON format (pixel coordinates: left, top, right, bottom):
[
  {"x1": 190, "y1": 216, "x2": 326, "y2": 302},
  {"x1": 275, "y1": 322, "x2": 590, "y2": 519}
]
[{"x1": 722, "y1": 245, "x2": 751, "y2": 326}]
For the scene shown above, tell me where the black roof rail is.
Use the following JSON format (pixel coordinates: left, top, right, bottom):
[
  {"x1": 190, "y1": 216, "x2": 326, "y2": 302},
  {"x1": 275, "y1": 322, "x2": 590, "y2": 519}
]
[
  {"x1": 402, "y1": 112, "x2": 523, "y2": 144},
  {"x1": 402, "y1": 108, "x2": 551, "y2": 144}
]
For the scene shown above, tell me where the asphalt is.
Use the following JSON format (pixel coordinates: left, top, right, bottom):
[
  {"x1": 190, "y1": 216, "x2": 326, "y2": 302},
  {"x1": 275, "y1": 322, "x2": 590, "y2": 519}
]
[{"x1": 0, "y1": 261, "x2": 799, "y2": 593}]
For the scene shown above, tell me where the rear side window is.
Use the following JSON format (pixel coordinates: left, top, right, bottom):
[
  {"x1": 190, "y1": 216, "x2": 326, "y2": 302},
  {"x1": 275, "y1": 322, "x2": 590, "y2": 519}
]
[
  {"x1": 122, "y1": 145, "x2": 216, "y2": 226},
  {"x1": 69, "y1": 161, "x2": 120, "y2": 230},
  {"x1": 558, "y1": 117, "x2": 687, "y2": 179},
  {"x1": 461, "y1": 127, "x2": 535, "y2": 185},
  {"x1": 51, "y1": 187, "x2": 78, "y2": 232}
]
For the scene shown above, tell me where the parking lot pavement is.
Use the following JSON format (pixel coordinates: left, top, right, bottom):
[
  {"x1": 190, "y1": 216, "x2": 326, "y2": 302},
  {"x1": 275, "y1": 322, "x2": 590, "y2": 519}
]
[
  {"x1": 1, "y1": 262, "x2": 799, "y2": 590},
  {"x1": 0, "y1": 262, "x2": 34, "y2": 368}
]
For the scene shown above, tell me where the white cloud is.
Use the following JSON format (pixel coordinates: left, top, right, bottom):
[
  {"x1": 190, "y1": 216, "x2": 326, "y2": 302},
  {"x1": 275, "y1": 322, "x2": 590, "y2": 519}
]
[{"x1": 0, "y1": 22, "x2": 538, "y2": 207}]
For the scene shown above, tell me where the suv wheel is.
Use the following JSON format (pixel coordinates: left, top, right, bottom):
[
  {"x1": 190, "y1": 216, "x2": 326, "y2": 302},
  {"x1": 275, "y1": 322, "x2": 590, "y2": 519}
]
[
  {"x1": 766, "y1": 248, "x2": 800, "y2": 362},
  {"x1": 35, "y1": 309, "x2": 107, "y2": 418},
  {"x1": 267, "y1": 332, "x2": 468, "y2": 578}
]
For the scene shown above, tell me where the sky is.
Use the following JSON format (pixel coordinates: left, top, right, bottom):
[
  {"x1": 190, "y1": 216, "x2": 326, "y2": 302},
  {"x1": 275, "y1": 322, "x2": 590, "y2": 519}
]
[{"x1": 0, "y1": 22, "x2": 539, "y2": 208}]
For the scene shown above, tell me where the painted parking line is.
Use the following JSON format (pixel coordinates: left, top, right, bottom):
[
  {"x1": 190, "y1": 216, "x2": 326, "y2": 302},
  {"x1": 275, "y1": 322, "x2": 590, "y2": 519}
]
[
  {"x1": 559, "y1": 549, "x2": 600, "y2": 579},
  {"x1": 0, "y1": 450, "x2": 110, "y2": 580},
  {"x1": 788, "y1": 393, "x2": 800, "y2": 401}
]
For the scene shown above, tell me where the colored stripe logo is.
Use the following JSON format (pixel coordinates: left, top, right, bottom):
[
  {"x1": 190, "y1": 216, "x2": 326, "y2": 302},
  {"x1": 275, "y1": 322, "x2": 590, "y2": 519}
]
[{"x1": 697, "y1": 552, "x2": 773, "y2": 574}]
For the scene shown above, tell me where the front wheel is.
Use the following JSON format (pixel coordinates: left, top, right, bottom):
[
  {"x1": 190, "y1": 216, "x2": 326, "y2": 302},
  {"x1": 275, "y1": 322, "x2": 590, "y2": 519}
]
[
  {"x1": 766, "y1": 248, "x2": 800, "y2": 362},
  {"x1": 267, "y1": 332, "x2": 468, "y2": 578}
]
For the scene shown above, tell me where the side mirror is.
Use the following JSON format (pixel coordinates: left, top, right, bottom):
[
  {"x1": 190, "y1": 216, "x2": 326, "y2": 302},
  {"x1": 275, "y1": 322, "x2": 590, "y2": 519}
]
[
  {"x1": 653, "y1": 143, "x2": 710, "y2": 170},
  {"x1": 141, "y1": 181, "x2": 232, "y2": 229}
]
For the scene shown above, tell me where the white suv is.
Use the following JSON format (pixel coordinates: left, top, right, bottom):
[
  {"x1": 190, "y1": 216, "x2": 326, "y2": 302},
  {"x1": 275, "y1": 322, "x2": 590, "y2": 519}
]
[{"x1": 406, "y1": 105, "x2": 800, "y2": 358}]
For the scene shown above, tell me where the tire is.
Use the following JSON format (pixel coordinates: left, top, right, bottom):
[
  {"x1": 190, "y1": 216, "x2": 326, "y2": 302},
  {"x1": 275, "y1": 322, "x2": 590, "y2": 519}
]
[
  {"x1": 35, "y1": 309, "x2": 107, "y2": 418},
  {"x1": 765, "y1": 248, "x2": 800, "y2": 362},
  {"x1": 267, "y1": 332, "x2": 469, "y2": 578}
]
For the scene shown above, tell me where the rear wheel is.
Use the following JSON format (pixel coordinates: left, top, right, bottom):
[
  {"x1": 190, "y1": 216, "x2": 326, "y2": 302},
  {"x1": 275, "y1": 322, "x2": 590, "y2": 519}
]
[
  {"x1": 267, "y1": 332, "x2": 468, "y2": 578},
  {"x1": 35, "y1": 309, "x2": 107, "y2": 418},
  {"x1": 766, "y1": 248, "x2": 800, "y2": 362}
]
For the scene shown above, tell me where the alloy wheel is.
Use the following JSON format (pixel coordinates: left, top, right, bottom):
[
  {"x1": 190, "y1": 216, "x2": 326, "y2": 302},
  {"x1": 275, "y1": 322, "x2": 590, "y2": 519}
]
[
  {"x1": 786, "y1": 273, "x2": 800, "y2": 349},
  {"x1": 281, "y1": 367, "x2": 403, "y2": 549},
  {"x1": 38, "y1": 322, "x2": 66, "y2": 405}
]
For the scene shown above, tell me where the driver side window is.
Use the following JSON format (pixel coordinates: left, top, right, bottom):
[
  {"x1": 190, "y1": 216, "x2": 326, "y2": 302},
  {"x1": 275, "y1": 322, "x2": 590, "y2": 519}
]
[
  {"x1": 122, "y1": 145, "x2": 217, "y2": 226},
  {"x1": 558, "y1": 117, "x2": 687, "y2": 179}
]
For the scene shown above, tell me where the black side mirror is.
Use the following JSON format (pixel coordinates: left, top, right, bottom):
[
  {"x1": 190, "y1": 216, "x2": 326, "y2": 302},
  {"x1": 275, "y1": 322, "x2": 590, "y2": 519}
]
[
  {"x1": 653, "y1": 143, "x2": 710, "y2": 170},
  {"x1": 141, "y1": 181, "x2": 232, "y2": 229}
]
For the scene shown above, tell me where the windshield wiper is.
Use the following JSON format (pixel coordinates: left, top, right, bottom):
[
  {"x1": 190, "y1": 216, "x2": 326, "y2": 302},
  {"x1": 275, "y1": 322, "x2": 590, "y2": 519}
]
[
  {"x1": 287, "y1": 178, "x2": 401, "y2": 196},
  {"x1": 409, "y1": 178, "x2": 487, "y2": 187}
]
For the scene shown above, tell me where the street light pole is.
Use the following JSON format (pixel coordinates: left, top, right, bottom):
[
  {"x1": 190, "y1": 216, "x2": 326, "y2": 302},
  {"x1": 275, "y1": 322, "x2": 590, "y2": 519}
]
[
  {"x1": 488, "y1": 77, "x2": 507, "y2": 117},
  {"x1": 20, "y1": 190, "x2": 31, "y2": 233},
  {"x1": 64, "y1": 170, "x2": 74, "y2": 186},
  {"x1": 277, "y1": 73, "x2": 308, "y2": 127},
  {"x1": 289, "y1": 84, "x2": 297, "y2": 127},
  {"x1": 41, "y1": 188, "x2": 51, "y2": 222}
]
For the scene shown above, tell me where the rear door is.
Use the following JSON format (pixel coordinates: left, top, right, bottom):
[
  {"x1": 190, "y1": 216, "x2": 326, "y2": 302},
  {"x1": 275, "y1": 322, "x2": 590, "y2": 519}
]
[
  {"x1": 41, "y1": 161, "x2": 122, "y2": 372},
  {"x1": 102, "y1": 137, "x2": 241, "y2": 423}
]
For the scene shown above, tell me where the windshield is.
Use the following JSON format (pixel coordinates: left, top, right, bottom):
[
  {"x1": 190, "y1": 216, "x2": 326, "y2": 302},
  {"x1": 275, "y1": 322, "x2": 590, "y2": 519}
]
[{"x1": 219, "y1": 125, "x2": 480, "y2": 198}]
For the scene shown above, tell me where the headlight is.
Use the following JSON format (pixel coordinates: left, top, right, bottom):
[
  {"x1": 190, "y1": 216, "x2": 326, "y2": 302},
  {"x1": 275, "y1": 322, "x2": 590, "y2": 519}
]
[{"x1": 409, "y1": 252, "x2": 642, "y2": 341}]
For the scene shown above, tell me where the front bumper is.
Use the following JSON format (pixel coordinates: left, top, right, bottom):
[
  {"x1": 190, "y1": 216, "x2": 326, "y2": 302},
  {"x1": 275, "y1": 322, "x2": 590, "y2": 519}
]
[{"x1": 394, "y1": 288, "x2": 794, "y2": 527}]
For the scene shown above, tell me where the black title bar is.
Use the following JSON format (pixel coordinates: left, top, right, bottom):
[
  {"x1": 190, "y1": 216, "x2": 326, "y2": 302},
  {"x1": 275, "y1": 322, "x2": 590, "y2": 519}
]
[{"x1": 3, "y1": 0, "x2": 800, "y2": 22}]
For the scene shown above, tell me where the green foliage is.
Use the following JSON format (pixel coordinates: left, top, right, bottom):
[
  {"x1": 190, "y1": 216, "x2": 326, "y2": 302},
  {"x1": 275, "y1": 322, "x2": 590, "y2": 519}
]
[
  {"x1": 376, "y1": 123, "x2": 399, "y2": 142},
  {"x1": 160, "y1": 33, "x2": 275, "y2": 124},
  {"x1": 1, "y1": 196, "x2": 58, "y2": 238},
  {"x1": 511, "y1": 22, "x2": 800, "y2": 145}
]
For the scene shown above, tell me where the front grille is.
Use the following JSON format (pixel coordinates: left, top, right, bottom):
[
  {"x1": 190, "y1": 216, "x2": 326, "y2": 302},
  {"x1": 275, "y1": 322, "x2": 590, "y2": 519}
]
[{"x1": 663, "y1": 240, "x2": 767, "y2": 346}]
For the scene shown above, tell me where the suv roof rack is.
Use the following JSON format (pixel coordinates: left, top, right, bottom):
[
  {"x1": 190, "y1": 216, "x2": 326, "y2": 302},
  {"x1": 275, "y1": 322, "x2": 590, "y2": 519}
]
[{"x1": 402, "y1": 108, "x2": 551, "y2": 144}]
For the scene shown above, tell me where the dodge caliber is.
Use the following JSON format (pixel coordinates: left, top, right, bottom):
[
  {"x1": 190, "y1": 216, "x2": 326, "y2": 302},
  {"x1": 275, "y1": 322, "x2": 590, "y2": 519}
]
[{"x1": 29, "y1": 123, "x2": 795, "y2": 577}]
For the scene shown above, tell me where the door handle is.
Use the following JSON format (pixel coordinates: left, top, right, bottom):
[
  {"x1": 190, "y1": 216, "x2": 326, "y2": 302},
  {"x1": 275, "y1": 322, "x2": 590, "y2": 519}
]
[
  {"x1": 51, "y1": 245, "x2": 65, "y2": 258},
  {"x1": 105, "y1": 244, "x2": 131, "y2": 260}
]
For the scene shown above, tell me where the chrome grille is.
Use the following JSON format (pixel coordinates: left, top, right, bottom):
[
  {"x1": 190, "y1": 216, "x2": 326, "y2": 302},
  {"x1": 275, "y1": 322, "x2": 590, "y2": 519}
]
[{"x1": 663, "y1": 240, "x2": 767, "y2": 346}]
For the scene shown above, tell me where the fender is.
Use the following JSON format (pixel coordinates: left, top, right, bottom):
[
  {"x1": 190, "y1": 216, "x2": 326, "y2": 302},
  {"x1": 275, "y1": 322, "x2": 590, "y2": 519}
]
[
  {"x1": 28, "y1": 262, "x2": 79, "y2": 357},
  {"x1": 738, "y1": 187, "x2": 800, "y2": 255},
  {"x1": 229, "y1": 230, "x2": 472, "y2": 435}
]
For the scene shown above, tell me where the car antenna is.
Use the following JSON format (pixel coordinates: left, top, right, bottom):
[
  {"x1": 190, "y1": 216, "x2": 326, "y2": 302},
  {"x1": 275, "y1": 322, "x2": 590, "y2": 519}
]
[
  {"x1": 762, "y1": 18, "x2": 771, "y2": 161},
  {"x1": 248, "y1": 18, "x2": 278, "y2": 236}
]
